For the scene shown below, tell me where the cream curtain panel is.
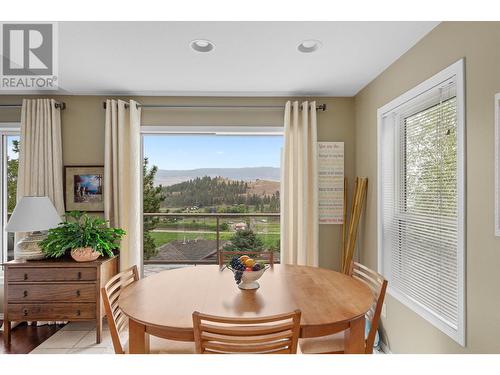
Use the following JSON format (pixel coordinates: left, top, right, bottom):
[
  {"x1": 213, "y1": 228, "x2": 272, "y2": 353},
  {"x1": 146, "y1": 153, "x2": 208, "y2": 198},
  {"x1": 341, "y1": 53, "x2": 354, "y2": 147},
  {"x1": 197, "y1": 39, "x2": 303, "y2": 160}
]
[
  {"x1": 104, "y1": 99, "x2": 142, "y2": 271},
  {"x1": 280, "y1": 101, "x2": 319, "y2": 266},
  {"x1": 17, "y1": 98, "x2": 65, "y2": 216},
  {"x1": 17, "y1": 98, "x2": 65, "y2": 326}
]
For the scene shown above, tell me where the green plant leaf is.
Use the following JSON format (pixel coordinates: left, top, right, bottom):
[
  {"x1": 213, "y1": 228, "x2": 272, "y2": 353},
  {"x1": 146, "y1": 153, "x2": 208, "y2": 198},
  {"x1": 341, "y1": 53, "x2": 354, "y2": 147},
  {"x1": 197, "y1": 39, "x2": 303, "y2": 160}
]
[{"x1": 39, "y1": 211, "x2": 126, "y2": 258}]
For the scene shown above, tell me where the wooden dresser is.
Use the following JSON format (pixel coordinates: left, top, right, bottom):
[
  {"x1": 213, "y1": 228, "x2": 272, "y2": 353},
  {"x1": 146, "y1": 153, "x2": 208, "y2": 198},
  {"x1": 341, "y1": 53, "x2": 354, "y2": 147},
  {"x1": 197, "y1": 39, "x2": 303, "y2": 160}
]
[{"x1": 2, "y1": 256, "x2": 118, "y2": 345}]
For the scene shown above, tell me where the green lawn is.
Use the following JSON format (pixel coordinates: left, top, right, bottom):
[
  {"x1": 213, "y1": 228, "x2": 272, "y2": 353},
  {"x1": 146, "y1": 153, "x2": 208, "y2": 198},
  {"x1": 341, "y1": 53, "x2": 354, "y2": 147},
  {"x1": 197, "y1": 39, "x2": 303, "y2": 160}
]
[
  {"x1": 150, "y1": 231, "x2": 280, "y2": 250},
  {"x1": 253, "y1": 221, "x2": 280, "y2": 232},
  {"x1": 154, "y1": 217, "x2": 280, "y2": 232}
]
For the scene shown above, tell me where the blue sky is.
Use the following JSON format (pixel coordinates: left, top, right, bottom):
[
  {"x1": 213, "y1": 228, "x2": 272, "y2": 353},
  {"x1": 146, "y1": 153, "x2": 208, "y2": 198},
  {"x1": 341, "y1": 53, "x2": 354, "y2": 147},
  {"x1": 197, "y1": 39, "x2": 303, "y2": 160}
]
[
  {"x1": 7, "y1": 136, "x2": 19, "y2": 159},
  {"x1": 143, "y1": 135, "x2": 283, "y2": 170}
]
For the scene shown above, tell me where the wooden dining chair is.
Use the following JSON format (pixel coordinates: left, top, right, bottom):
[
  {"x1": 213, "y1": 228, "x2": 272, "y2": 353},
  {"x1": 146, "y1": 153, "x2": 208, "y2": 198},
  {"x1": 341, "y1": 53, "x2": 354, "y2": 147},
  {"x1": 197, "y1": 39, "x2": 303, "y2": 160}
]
[
  {"x1": 192, "y1": 310, "x2": 301, "y2": 354},
  {"x1": 299, "y1": 262, "x2": 387, "y2": 354},
  {"x1": 102, "y1": 265, "x2": 195, "y2": 354},
  {"x1": 218, "y1": 251, "x2": 275, "y2": 268}
]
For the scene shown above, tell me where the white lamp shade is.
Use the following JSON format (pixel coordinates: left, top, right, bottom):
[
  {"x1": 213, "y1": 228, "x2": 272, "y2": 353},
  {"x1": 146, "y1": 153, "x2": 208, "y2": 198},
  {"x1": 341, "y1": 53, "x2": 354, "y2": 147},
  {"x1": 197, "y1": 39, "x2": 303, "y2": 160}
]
[{"x1": 5, "y1": 196, "x2": 62, "y2": 232}]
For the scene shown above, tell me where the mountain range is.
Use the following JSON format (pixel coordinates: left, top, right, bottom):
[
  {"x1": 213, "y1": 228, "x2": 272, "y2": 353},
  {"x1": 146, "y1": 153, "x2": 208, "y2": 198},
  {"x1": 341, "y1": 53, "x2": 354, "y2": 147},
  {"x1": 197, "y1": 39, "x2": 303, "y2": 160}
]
[{"x1": 155, "y1": 167, "x2": 281, "y2": 186}]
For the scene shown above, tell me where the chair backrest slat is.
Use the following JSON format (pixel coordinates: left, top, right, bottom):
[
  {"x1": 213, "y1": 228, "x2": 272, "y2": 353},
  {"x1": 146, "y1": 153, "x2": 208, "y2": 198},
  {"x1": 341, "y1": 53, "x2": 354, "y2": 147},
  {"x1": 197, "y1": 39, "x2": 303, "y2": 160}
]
[
  {"x1": 101, "y1": 265, "x2": 139, "y2": 354},
  {"x1": 203, "y1": 339, "x2": 293, "y2": 354},
  {"x1": 353, "y1": 269, "x2": 384, "y2": 290},
  {"x1": 349, "y1": 261, "x2": 388, "y2": 354},
  {"x1": 201, "y1": 330, "x2": 293, "y2": 344},
  {"x1": 199, "y1": 321, "x2": 294, "y2": 336},
  {"x1": 193, "y1": 310, "x2": 301, "y2": 354}
]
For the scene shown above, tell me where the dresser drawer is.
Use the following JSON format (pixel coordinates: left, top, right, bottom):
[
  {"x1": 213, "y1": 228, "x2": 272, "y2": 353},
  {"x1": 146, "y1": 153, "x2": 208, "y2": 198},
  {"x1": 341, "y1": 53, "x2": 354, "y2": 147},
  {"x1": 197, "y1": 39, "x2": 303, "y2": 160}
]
[
  {"x1": 7, "y1": 303, "x2": 96, "y2": 320},
  {"x1": 7, "y1": 267, "x2": 96, "y2": 282},
  {"x1": 8, "y1": 283, "x2": 96, "y2": 302}
]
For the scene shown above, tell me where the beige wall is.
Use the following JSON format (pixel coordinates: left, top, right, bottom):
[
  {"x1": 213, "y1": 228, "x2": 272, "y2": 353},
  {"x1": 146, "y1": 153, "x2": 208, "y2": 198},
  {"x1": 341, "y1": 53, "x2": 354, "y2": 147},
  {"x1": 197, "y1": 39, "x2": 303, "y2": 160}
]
[
  {"x1": 354, "y1": 22, "x2": 500, "y2": 353},
  {"x1": 0, "y1": 96, "x2": 354, "y2": 312}
]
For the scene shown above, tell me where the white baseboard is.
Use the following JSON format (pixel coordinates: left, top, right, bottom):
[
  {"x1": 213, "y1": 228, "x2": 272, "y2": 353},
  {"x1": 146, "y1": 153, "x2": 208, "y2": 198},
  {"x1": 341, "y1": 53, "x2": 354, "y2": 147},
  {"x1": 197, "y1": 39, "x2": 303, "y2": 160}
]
[{"x1": 380, "y1": 341, "x2": 392, "y2": 354}]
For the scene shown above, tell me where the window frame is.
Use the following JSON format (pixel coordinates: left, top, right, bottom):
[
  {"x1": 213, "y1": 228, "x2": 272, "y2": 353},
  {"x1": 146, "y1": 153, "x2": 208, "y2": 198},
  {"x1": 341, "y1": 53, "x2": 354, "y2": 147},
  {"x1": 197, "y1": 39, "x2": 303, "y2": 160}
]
[
  {"x1": 377, "y1": 59, "x2": 466, "y2": 346},
  {"x1": 139, "y1": 125, "x2": 284, "y2": 271},
  {"x1": 495, "y1": 93, "x2": 500, "y2": 236},
  {"x1": 0, "y1": 122, "x2": 21, "y2": 281}
]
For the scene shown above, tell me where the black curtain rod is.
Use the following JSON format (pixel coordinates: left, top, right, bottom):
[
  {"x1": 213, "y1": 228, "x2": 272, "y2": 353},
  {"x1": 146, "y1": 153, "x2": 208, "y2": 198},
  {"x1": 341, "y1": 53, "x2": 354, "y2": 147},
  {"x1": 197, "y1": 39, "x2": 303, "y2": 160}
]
[
  {"x1": 0, "y1": 102, "x2": 66, "y2": 110},
  {"x1": 102, "y1": 102, "x2": 327, "y2": 112}
]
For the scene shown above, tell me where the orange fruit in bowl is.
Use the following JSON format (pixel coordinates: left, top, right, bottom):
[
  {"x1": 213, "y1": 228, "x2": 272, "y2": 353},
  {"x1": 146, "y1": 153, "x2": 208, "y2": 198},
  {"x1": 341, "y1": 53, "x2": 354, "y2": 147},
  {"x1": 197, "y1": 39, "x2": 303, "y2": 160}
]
[
  {"x1": 244, "y1": 258, "x2": 256, "y2": 267},
  {"x1": 239, "y1": 255, "x2": 250, "y2": 262}
]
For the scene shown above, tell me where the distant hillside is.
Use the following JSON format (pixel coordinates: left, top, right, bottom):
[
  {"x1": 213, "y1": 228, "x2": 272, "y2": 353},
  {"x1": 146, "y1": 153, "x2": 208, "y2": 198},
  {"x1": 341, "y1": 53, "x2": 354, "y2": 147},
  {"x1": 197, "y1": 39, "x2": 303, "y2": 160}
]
[
  {"x1": 161, "y1": 176, "x2": 280, "y2": 212},
  {"x1": 247, "y1": 179, "x2": 280, "y2": 197},
  {"x1": 155, "y1": 167, "x2": 280, "y2": 186}
]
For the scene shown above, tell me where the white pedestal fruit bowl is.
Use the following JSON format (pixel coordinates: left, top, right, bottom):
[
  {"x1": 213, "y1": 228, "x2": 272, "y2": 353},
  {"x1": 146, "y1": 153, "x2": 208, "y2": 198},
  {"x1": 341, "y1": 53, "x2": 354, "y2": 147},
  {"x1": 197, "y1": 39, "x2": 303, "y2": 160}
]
[{"x1": 227, "y1": 255, "x2": 270, "y2": 290}]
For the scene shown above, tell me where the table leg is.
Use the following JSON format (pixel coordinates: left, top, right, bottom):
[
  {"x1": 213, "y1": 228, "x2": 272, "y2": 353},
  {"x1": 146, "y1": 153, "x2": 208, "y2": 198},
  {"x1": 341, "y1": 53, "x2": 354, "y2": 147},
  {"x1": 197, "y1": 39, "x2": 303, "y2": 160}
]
[
  {"x1": 3, "y1": 320, "x2": 11, "y2": 345},
  {"x1": 344, "y1": 315, "x2": 365, "y2": 354},
  {"x1": 128, "y1": 319, "x2": 148, "y2": 354},
  {"x1": 144, "y1": 333, "x2": 151, "y2": 353},
  {"x1": 96, "y1": 317, "x2": 102, "y2": 344}
]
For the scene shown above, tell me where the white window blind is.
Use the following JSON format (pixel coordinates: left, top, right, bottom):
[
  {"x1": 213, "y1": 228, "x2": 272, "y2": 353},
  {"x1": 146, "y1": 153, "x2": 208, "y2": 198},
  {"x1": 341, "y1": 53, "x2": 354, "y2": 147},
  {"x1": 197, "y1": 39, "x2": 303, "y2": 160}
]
[{"x1": 378, "y1": 60, "x2": 465, "y2": 345}]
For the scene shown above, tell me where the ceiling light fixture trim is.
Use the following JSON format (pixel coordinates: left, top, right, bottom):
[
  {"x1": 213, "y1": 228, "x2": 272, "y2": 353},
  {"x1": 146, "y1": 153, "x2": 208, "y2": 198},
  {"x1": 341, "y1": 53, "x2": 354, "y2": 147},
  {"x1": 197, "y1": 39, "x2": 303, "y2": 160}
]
[
  {"x1": 297, "y1": 39, "x2": 322, "y2": 53},
  {"x1": 190, "y1": 39, "x2": 215, "y2": 53}
]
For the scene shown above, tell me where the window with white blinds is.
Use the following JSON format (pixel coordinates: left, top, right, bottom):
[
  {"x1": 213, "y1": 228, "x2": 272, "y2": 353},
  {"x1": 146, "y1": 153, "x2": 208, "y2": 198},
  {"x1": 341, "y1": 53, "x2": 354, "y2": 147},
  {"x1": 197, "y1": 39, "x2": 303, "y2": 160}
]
[{"x1": 377, "y1": 60, "x2": 465, "y2": 346}]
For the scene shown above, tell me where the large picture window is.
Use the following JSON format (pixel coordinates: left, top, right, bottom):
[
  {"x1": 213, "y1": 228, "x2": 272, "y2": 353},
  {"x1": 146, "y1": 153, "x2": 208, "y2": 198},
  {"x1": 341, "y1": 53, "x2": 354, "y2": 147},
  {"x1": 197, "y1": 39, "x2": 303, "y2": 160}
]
[
  {"x1": 377, "y1": 60, "x2": 465, "y2": 345},
  {"x1": 141, "y1": 127, "x2": 283, "y2": 275}
]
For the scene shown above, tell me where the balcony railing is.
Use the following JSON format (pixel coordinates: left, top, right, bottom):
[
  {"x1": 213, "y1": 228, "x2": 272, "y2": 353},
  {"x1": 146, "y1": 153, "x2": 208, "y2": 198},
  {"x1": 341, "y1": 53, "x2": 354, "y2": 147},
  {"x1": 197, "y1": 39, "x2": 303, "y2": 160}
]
[{"x1": 143, "y1": 213, "x2": 280, "y2": 265}]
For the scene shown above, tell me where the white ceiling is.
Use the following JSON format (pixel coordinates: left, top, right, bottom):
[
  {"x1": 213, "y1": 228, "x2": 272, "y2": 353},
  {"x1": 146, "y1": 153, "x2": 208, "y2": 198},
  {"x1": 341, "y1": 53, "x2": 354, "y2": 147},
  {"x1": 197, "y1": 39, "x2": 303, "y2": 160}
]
[{"x1": 11, "y1": 21, "x2": 440, "y2": 97}]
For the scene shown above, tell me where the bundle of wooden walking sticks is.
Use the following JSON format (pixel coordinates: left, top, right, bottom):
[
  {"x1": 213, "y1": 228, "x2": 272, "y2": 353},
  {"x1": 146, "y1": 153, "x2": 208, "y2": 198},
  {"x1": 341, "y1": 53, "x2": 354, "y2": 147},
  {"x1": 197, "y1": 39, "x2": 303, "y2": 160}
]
[{"x1": 340, "y1": 177, "x2": 368, "y2": 274}]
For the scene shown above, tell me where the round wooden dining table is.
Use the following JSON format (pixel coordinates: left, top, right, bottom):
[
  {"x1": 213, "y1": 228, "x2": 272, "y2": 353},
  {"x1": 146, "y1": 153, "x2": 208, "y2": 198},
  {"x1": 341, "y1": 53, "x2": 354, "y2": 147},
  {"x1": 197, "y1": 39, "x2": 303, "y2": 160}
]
[{"x1": 119, "y1": 264, "x2": 373, "y2": 354}]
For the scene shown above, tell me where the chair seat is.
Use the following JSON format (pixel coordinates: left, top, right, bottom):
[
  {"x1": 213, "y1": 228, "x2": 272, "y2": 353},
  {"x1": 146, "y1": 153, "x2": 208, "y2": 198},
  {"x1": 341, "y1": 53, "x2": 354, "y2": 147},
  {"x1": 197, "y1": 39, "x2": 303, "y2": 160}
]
[
  {"x1": 299, "y1": 332, "x2": 345, "y2": 354},
  {"x1": 125, "y1": 335, "x2": 196, "y2": 354}
]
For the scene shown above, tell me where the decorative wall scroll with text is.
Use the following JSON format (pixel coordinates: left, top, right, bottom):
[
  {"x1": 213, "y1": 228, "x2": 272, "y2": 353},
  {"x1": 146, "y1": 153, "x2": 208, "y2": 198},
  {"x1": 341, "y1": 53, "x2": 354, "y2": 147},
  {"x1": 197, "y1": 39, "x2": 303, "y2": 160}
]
[{"x1": 318, "y1": 142, "x2": 344, "y2": 224}]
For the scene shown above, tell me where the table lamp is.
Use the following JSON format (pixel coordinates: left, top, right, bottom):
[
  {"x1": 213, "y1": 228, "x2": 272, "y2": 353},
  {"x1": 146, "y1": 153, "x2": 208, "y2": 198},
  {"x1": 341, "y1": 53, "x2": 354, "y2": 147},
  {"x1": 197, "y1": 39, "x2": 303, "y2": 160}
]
[{"x1": 5, "y1": 196, "x2": 62, "y2": 260}]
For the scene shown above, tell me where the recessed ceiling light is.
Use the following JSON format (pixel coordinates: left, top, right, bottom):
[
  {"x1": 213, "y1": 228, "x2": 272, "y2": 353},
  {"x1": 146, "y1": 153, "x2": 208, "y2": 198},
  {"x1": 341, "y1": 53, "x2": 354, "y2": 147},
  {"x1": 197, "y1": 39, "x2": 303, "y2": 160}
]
[
  {"x1": 297, "y1": 40, "x2": 322, "y2": 53},
  {"x1": 190, "y1": 39, "x2": 215, "y2": 53}
]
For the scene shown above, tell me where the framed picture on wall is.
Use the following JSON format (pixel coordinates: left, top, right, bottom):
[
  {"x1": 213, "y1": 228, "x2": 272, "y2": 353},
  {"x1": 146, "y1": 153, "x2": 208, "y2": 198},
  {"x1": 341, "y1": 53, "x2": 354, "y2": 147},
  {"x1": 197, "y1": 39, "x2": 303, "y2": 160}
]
[{"x1": 65, "y1": 166, "x2": 104, "y2": 212}]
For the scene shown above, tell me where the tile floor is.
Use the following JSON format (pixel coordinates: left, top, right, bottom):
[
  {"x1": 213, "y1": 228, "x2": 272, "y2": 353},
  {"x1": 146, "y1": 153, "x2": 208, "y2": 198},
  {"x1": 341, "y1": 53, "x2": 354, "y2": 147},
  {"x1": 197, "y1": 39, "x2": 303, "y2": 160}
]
[{"x1": 29, "y1": 321, "x2": 117, "y2": 354}]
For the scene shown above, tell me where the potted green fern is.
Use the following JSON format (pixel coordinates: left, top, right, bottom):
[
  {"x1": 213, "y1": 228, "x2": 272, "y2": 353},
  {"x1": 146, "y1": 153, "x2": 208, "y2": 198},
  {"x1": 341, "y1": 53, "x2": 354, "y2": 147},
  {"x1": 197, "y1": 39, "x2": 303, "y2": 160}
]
[{"x1": 39, "y1": 211, "x2": 126, "y2": 262}]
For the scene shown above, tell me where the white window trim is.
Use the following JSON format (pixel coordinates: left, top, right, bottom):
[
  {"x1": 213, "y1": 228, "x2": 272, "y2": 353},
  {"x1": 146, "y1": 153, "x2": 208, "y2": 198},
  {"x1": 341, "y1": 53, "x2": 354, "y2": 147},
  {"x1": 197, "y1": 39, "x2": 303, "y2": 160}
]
[
  {"x1": 377, "y1": 59, "x2": 466, "y2": 346},
  {"x1": 140, "y1": 125, "x2": 283, "y2": 135},
  {"x1": 494, "y1": 93, "x2": 500, "y2": 236},
  {"x1": 0, "y1": 122, "x2": 21, "y2": 282}
]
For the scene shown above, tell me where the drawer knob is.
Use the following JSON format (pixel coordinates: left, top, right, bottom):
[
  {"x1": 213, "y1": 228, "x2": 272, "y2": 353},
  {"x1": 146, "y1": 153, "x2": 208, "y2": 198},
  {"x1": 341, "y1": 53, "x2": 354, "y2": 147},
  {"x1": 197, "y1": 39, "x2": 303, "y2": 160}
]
[
  {"x1": 23, "y1": 309, "x2": 28, "y2": 316},
  {"x1": 24, "y1": 273, "x2": 28, "y2": 280},
  {"x1": 76, "y1": 310, "x2": 81, "y2": 316},
  {"x1": 76, "y1": 290, "x2": 81, "y2": 297},
  {"x1": 77, "y1": 272, "x2": 82, "y2": 279},
  {"x1": 23, "y1": 290, "x2": 28, "y2": 298}
]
